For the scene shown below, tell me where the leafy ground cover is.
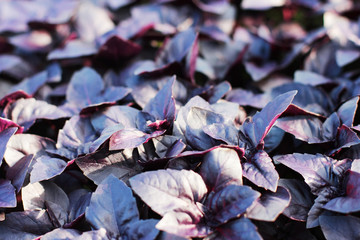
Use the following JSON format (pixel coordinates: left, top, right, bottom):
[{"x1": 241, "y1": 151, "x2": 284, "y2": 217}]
[{"x1": 1, "y1": 0, "x2": 360, "y2": 239}]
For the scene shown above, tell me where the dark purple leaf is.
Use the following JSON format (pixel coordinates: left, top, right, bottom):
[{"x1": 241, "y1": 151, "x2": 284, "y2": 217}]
[
  {"x1": 129, "y1": 169, "x2": 207, "y2": 216},
  {"x1": 4, "y1": 98, "x2": 70, "y2": 131},
  {"x1": 214, "y1": 217, "x2": 262, "y2": 240},
  {"x1": 109, "y1": 128, "x2": 165, "y2": 151},
  {"x1": 86, "y1": 175, "x2": 139, "y2": 235},
  {"x1": 246, "y1": 186, "x2": 290, "y2": 221},
  {"x1": 0, "y1": 210, "x2": 54, "y2": 239},
  {"x1": 156, "y1": 28, "x2": 198, "y2": 67},
  {"x1": 0, "y1": 179, "x2": 16, "y2": 208},
  {"x1": 96, "y1": 35, "x2": 141, "y2": 61},
  {"x1": 0, "y1": 90, "x2": 32, "y2": 110},
  {"x1": 275, "y1": 153, "x2": 351, "y2": 195},
  {"x1": 0, "y1": 127, "x2": 18, "y2": 166},
  {"x1": 199, "y1": 147, "x2": 243, "y2": 191},
  {"x1": 76, "y1": 147, "x2": 141, "y2": 185},
  {"x1": 319, "y1": 215, "x2": 360, "y2": 240},
  {"x1": 0, "y1": 118, "x2": 22, "y2": 133},
  {"x1": 331, "y1": 125, "x2": 360, "y2": 154},
  {"x1": 143, "y1": 76, "x2": 176, "y2": 124},
  {"x1": 323, "y1": 171, "x2": 360, "y2": 213},
  {"x1": 6, "y1": 154, "x2": 32, "y2": 192},
  {"x1": 271, "y1": 83, "x2": 333, "y2": 116},
  {"x1": 278, "y1": 179, "x2": 313, "y2": 221},
  {"x1": 30, "y1": 155, "x2": 67, "y2": 183},
  {"x1": 185, "y1": 32, "x2": 199, "y2": 84},
  {"x1": 242, "y1": 150, "x2": 279, "y2": 192},
  {"x1": 243, "y1": 90, "x2": 297, "y2": 148},
  {"x1": 68, "y1": 189, "x2": 91, "y2": 223},
  {"x1": 206, "y1": 184, "x2": 260, "y2": 225}
]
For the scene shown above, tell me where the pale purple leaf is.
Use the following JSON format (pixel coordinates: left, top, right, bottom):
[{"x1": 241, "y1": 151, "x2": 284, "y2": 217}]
[
  {"x1": 214, "y1": 217, "x2": 262, "y2": 240},
  {"x1": 0, "y1": 179, "x2": 16, "y2": 208},
  {"x1": 30, "y1": 155, "x2": 67, "y2": 183}
]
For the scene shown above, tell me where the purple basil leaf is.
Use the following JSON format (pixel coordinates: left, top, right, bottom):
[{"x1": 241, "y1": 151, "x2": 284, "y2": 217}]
[
  {"x1": 337, "y1": 96, "x2": 359, "y2": 127},
  {"x1": 96, "y1": 35, "x2": 141, "y2": 61},
  {"x1": 129, "y1": 169, "x2": 207, "y2": 216},
  {"x1": 124, "y1": 219, "x2": 159, "y2": 240},
  {"x1": 109, "y1": 128, "x2": 165, "y2": 151},
  {"x1": 0, "y1": 179, "x2": 16, "y2": 208},
  {"x1": 294, "y1": 70, "x2": 333, "y2": 86},
  {"x1": 0, "y1": 118, "x2": 23, "y2": 133},
  {"x1": 199, "y1": 147, "x2": 243, "y2": 191},
  {"x1": 271, "y1": 83, "x2": 333, "y2": 116},
  {"x1": 30, "y1": 155, "x2": 67, "y2": 183},
  {"x1": 185, "y1": 32, "x2": 199, "y2": 84},
  {"x1": 85, "y1": 175, "x2": 139, "y2": 235},
  {"x1": 0, "y1": 210, "x2": 54, "y2": 238},
  {"x1": 307, "y1": 187, "x2": 336, "y2": 228},
  {"x1": 246, "y1": 186, "x2": 290, "y2": 221},
  {"x1": 242, "y1": 150, "x2": 279, "y2": 192},
  {"x1": 73, "y1": 229, "x2": 108, "y2": 240},
  {"x1": 203, "y1": 123, "x2": 239, "y2": 146},
  {"x1": 47, "y1": 40, "x2": 97, "y2": 60},
  {"x1": 76, "y1": 147, "x2": 141, "y2": 185},
  {"x1": 4, "y1": 134, "x2": 56, "y2": 167},
  {"x1": 65, "y1": 67, "x2": 130, "y2": 113},
  {"x1": 278, "y1": 179, "x2": 313, "y2": 221},
  {"x1": 11, "y1": 70, "x2": 48, "y2": 95},
  {"x1": 4, "y1": 98, "x2": 70, "y2": 131},
  {"x1": 206, "y1": 184, "x2": 260, "y2": 225},
  {"x1": 185, "y1": 107, "x2": 227, "y2": 150},
  {"x1": 275, "y1": 153, "x2": 352, "y2": 195},
  {"x1": 22, "y1": 181, "x2": 69, "y2": 227},
  {"x1": 319, "y1": 215, "x2": 360, "y2": 240},
  {"x1": 6, "y1": 154, "x2": 32, "y2": 192},
  {"x1": 212, "y1": 217, "x2": 262, "y2": 240},
  {"x1": 153, "y1": 135, "x2": 186, "y2": 159},
  {"x1": 41, "y1": 228, "x2": 81, "y2": 240},
  {"x1": 323, "y1": 170, "x2": 360, "y2": 213},
  {"x1": 0, "y1": 127, "x2": 18, "y2": 166},
  {"x1": 156, "y1": 28, "x2": 197, "y2": 67},
  {"x1": 330, "y1": 125, "x2": 360, "y2": 154},
  {"x1": 143, "y1": 76, "x2": 176, "y2": 124},
  {"x1": 90, "y1": 105, "x2": 139, "y2": 133},
  {"x1": 156, "y1": 205, "x2": 209, "y2": 238},
  {"x1": 243, "y1": 90, "x2": 297, "y2": 148},
  {"x1": 68, "y1": 189, "x2": 92, "y2": 223},
  {"x1": 263, "y1": 126, "x2": 285, "y2": 152},
  {"x1": 89, "y1": 124, "x2": 124, "y2": 152},
  {"x1": 56, "y1": 115, "x2": 97, "y2": 158}
]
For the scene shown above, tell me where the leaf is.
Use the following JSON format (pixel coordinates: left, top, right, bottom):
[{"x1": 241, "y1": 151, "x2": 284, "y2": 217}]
[
  {"x1": 41, "y1": 228, "x2": 81, "y2": 240},
  {"x1": 278, "y1": 179, "x2": 313, "y2": 221},
  {"x1": 185, "y1": 107, "x2": 226, "y2": 150},
  {"x1": 337, "y1": 96, "x2": 358, "y2": 127},
  {"x1": 193, "y1": 0, "x2": 230, "y2": 14},
  {"x1": 47, "y1": 40, "x2": 97, "y2": 60},
  {"x1": 0, "y1": 210, "x2": 54, "y2": 239},
  {"x1": 143, "y1": 76, "x2": 176, "y2": 124},
  {"x1": 6, "y1": 154, "x2": 33, "y2": 191},
  {"x1": 0, "y1": 127, "x2": 18, "y2": 166},
  {"x1": 0, "y1": 179, "x2": 16, "y2": 208},
  {"x1": 203, "y1": 123, "x2": 239, "y2": 146},
  {"x1": 129, "y1": 169, "x2": 207, "y2": 216},
  {"x1": 323, "y1": 171, "x2": 360, "y2": 213},
  {"x1": 109, "y1": 128, "x2": 165, "y2": 150},
  {"x1": 4, "y1": 98, "x2": 70, "y2": 131},
  {"x1": 213, "y1": 217, "x2": 262, "y2": 240},
  {"x1": 0, "y1": 117, "x2": 23, "y2": 133},
  {"x1": 319, "y1": 215, "x2": 360, "y2": 240},
  {"x1": 275, "y1": 153, "x2": 352, "y2": 195},
  {"x1": 199, "y1": 147, "x2": 243, "y2": 191},
  {"x1": 86, "y1": 175, "x2": 139, "y2": 235},
  {"x1": 242, "y1": 150, "x2": 279, "y2": 192},
  {"x1": 206, "y1": 184, "x2": 260, "y2": 225},
  {"x1": 76, "y1": 147, "x2": 141, "y2": 185},
  {"x1": 156, "y1": 206, "x2": 209, "y2": 238},
  {"x1": 243, "y1": 90, "x2": 297, "y2": 148},
  {"x1": 124, "y1": 219, "x2": 159, "y2": 240},
  {"x1": 294, "y1": 70, "x2": 333, "y2": 86},
  {"x1": 30, "y1": 155, "x2": 67, "y2": 183},
  {"x1": 307, "y1": 187, "x2": 336, "y2": 228},
  {"x1": 246, "y1": 186, "x2": 290, "y2": 221}
]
